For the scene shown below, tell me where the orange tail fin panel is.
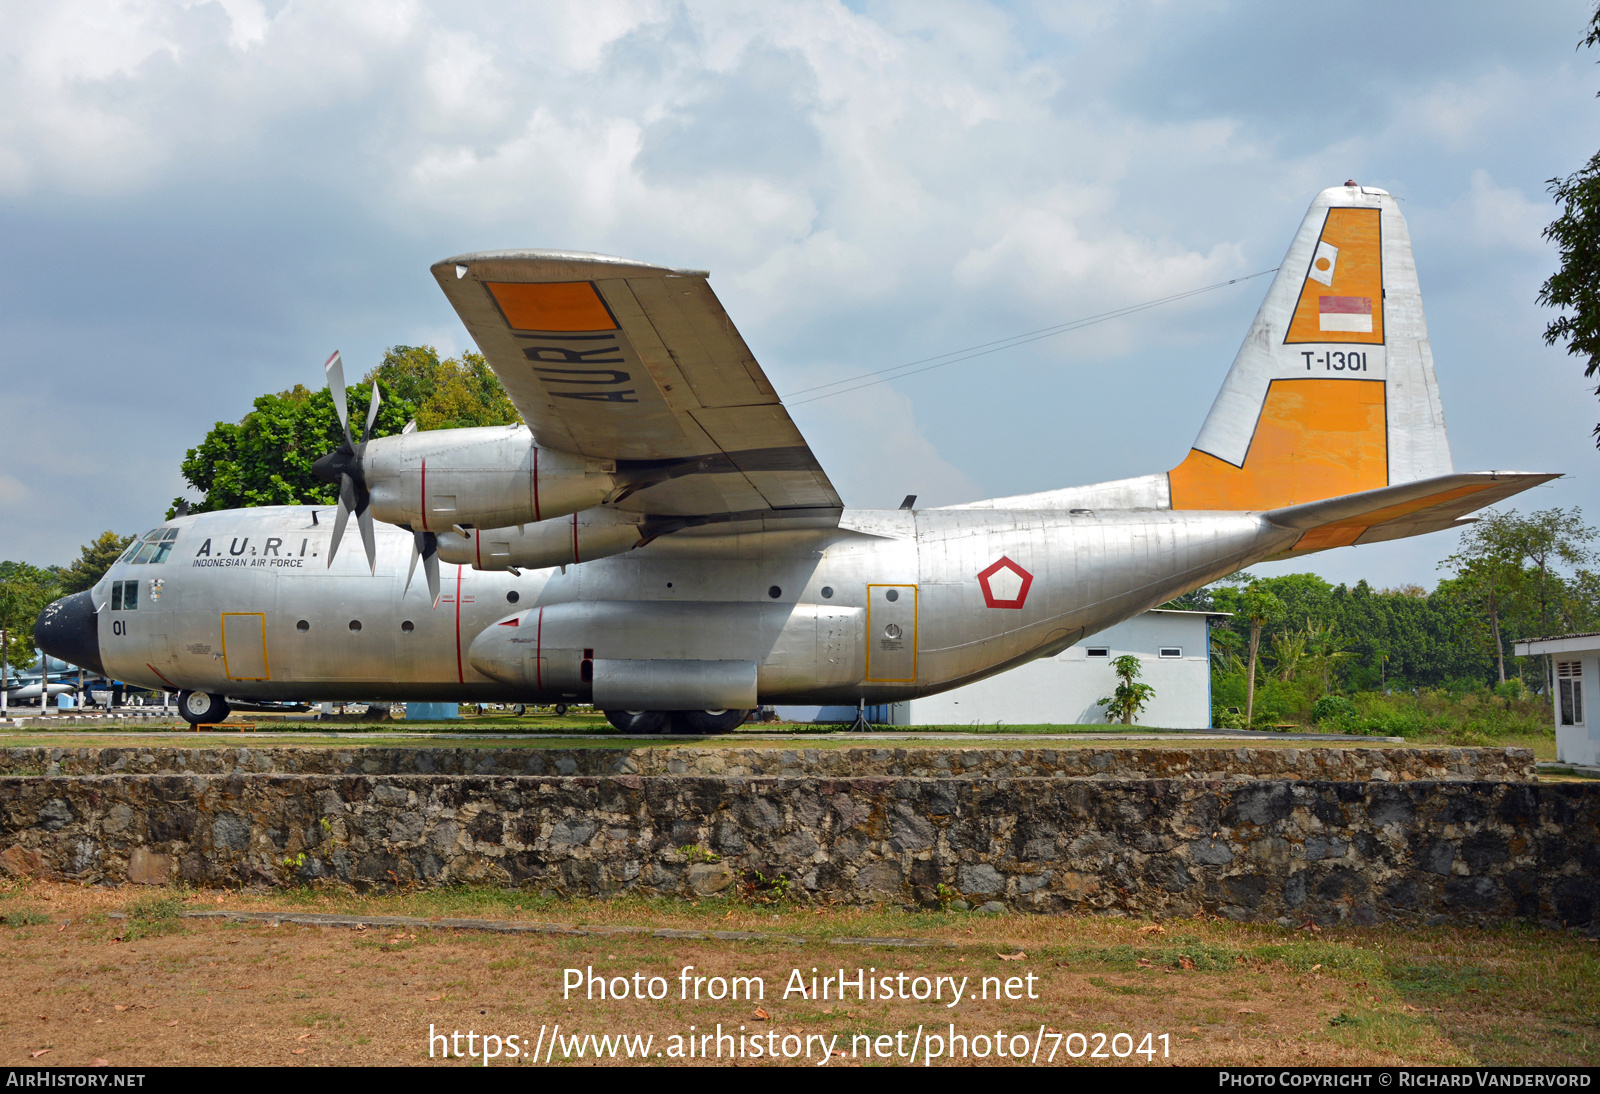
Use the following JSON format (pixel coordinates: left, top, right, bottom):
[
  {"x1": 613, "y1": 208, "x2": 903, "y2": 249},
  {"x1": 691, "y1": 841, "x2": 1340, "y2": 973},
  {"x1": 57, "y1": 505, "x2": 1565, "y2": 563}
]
[
  {"x1": 1169, "y1": 378, "x2": 1387, "y2": 510},
  {"x1": 1285, "y1": 207, "x2": 1385, "y2": 345}
]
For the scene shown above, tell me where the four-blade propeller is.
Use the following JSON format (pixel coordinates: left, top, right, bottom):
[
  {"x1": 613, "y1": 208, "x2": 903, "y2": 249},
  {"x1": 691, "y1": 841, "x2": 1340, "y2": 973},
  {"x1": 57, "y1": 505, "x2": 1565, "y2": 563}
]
[
  {"x1": 311, "y1": 350, "x2": 382, "y2": 576},
  {"x1": 312, "y1": 351, "x2": 443, "y2": 605}
]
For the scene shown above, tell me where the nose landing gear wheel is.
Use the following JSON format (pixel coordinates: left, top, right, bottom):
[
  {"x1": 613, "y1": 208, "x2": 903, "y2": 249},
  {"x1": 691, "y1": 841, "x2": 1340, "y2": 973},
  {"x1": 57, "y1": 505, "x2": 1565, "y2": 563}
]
[
  {"x1": 603, "y1": 709, "x2": 668, "y2": 734},
  {"x1": 178, "y1": 690, "x2": 230, "y2": 726},
  {"x1": 672, "y1": 709, "x2": 749, "y2": 735}
]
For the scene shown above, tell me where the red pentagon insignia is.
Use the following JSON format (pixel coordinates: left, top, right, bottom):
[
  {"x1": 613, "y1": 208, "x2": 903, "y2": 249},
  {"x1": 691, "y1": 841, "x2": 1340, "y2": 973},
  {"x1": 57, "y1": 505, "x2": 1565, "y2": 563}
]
[{"x1": 977, "y1": 556, "x2": 1033, "y2": 609}]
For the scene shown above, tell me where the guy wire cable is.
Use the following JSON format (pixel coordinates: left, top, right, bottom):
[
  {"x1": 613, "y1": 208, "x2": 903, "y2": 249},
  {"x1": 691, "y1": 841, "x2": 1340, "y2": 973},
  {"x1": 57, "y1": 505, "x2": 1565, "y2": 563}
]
[{"x1": 783, "y1": 267, "x2": 1278, "y2": 407}]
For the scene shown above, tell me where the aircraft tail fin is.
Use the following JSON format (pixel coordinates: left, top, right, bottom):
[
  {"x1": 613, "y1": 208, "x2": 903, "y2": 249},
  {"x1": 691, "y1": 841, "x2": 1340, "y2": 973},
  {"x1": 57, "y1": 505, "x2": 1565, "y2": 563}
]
[{"x1": 1169, "y1": 183, "x2": 1454, "y2": 511}]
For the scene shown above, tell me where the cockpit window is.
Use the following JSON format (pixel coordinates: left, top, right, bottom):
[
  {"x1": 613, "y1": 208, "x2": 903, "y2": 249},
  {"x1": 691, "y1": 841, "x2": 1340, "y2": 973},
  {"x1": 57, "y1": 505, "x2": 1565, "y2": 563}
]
[
  {"x1": 150, "y1": 528, "x2": 179, "y2": 564},
  {"x1": 127, "y1": 528, "x2": 179, "y2": 565}
]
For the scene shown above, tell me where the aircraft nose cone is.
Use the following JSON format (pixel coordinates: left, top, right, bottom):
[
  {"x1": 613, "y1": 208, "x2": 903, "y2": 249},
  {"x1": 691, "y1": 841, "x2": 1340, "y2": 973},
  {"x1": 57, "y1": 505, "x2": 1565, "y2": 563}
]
[{"x1": 33, "y1": 591, "x2": 104, "y2": 677}]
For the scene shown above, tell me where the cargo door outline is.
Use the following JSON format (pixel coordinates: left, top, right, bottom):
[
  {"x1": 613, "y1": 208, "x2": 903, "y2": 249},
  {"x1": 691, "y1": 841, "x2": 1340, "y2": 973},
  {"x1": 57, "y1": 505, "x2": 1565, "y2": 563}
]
[
  {"x1": 220, "y1": 613, "x2": 270, "y2": 681},
  {"x1": 865, "y1": 584, "x2": 917, "y2": 683}
]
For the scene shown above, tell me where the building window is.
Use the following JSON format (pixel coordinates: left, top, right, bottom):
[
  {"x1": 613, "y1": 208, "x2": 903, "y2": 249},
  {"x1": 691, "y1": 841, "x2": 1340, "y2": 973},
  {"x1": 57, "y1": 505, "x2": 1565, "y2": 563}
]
[
  {"x1": 1159, "y1": 647, "x2": 1182, "y2": 658},
  {"x1": 1558, "y1": 661, "x2": 1585, "y2": 727},
  {"x1": 1085, "y1": 647, "x2": 1109, "y2": 658}
]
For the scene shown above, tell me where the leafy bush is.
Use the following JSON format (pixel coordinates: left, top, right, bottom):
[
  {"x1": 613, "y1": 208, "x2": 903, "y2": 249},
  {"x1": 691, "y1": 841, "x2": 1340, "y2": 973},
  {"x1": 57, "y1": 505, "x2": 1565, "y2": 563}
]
[{"x1": 1311, "y1": 695, "x2": 1357, "y2": 723}]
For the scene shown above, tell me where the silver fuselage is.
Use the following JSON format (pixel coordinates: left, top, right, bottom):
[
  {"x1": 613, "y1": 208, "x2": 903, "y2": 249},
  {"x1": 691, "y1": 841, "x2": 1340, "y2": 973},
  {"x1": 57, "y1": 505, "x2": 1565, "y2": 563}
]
[{"x1": 90, "y1": 503, "x2": 1289, "y2": 704}]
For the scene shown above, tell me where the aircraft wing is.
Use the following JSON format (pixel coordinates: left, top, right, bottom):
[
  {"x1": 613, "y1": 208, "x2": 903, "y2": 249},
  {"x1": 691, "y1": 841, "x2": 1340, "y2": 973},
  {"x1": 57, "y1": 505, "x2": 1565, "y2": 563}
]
[
  {"x1": 430, "y1": 250, "x2": 841, "y2": 522},
  {"x1": 1263, "y1": 470, "x2": 1560, "y2": 553}
]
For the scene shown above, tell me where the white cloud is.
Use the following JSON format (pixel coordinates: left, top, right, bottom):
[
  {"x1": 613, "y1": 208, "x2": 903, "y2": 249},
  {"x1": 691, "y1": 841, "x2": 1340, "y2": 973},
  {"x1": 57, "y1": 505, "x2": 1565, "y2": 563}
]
[
  {"x1": 1455, "y1": 169, "x2": 1552, "y2": 253},
  {"x1": 0, "y1": 475, "x2": 31, "y2": 506},
  {"x1": 1, "y1": 0, "x2": 1593, "y2": 575}
]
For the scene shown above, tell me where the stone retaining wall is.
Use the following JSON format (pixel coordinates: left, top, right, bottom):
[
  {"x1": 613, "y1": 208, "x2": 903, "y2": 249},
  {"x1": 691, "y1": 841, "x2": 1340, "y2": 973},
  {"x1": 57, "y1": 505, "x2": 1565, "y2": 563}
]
[
  {"x1": 0, "y1": 745, "x2": 1538, "y2": 783},
  {"x1": 0, "y1": 771, "x2": 1593, "y2": 930}
]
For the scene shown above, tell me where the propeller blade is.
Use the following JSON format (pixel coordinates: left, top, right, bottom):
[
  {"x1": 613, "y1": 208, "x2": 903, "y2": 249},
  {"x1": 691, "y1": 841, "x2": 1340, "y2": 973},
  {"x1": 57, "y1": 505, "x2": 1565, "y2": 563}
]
[
  {"x1": 327, "y1": 485, "x2": 353, "y2": 568},
  {"x1": 357, "y1": 500, "x2": 377, "y2": 576},
  {"x1": 424, "y1": 549, "x2": 441, "y2": 608},
  {"x1": 323, "y1": 351, "x2": 353, "y2": 449},
  {"x1": 362, "y1": 381, "x2": 382, "y2": 443},
  {"x1": 404, "y1": 537, "x2": 421, "y2": 595}
]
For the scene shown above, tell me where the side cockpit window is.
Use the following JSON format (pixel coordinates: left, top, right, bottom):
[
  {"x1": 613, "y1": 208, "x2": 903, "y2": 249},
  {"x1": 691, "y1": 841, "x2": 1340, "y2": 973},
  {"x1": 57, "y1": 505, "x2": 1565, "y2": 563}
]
[
  {"x1": 110, "y1": 579, "x2": 138, "y2": 610},
  {"x1": 127, "y1": 528, "x2": 179, "y2": 565}
]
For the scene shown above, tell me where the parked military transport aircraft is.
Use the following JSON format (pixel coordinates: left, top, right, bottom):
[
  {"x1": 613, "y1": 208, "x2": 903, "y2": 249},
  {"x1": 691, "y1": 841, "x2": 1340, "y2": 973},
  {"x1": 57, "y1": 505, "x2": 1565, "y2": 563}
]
[{"x1": 36, "y1": 184, "x2": 1555, "y2": 730}]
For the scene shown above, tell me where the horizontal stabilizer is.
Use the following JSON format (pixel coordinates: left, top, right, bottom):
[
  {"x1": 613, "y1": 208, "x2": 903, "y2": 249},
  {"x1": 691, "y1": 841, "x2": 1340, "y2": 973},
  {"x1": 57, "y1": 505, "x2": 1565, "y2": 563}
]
[{"x1": 1263, "y1": 471, "x2": 1559, "y2": 553}]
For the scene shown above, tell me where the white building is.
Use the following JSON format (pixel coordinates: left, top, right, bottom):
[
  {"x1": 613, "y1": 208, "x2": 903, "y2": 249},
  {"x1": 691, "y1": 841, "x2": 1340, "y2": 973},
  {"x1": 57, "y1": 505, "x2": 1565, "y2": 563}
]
[
  {"x1": 780, "y1": 609, "x2": 1223, "y2": 729},
  {"x1": 1513, "y1": 633, "x2": 1598, "y2": 766}
]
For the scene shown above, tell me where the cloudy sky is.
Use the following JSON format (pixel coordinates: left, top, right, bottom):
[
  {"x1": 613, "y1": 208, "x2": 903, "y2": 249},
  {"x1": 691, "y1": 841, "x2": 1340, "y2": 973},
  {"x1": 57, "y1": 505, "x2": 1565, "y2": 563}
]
[{"x1": 1, "y1": 0, "x2": 1596, "y2": 591}]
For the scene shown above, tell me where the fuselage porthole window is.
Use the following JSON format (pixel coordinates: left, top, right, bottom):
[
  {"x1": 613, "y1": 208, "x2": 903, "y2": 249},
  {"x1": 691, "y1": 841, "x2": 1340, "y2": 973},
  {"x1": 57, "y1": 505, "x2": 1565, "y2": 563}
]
[
  {"x1": 506, "y1": 591, "x2": 519, "y2": 604},
  {"x1": 296, "y1": 620, "x2": 310, "y2": 633},
  {"x1": 821, "y1": 586, "x2": 834, "y2": 599},
  {"x1": 401, "y1": 620, "x2": 415, "y2": 633},
  {"x1": 349, "y1": 620, "x2": 362, "y2": 633}
]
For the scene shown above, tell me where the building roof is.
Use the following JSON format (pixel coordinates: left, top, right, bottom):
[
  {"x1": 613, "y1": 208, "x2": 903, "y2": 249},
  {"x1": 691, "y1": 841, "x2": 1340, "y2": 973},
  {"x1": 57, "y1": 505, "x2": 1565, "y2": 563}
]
[
  {"x1": 1513, "y1": 632, "x2": 1600, "y2": 655},
  {"x1": 1149, "y1": 608, "x2": 1234, "y2": 620}
]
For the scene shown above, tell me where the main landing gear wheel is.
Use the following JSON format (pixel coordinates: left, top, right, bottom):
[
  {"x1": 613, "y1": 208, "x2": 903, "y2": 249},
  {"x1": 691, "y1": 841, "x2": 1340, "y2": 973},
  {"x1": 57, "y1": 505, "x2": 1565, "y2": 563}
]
[
  {"x1": 178, "y1": 690, "x2": 230, "y2": 726},
  {"x1": 603, "y1": 709, "x2": 668, "y2": 734},
  {"x1": 672, "y1": 709, "x2": 749, "y2": 735}
]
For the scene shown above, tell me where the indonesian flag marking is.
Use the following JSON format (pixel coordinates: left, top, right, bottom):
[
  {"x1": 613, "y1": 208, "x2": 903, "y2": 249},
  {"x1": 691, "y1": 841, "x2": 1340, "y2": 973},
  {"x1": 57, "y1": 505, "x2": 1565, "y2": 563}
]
[{"x1": 1318, "y1": 295, "x2": 1372, "y2": 333}]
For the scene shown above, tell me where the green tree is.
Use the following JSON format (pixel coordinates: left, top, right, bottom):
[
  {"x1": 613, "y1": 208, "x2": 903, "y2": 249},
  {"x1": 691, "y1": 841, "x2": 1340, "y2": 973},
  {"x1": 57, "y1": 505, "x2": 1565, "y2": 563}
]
[
  {"x1": 1301, "y1": 618, "x2": 1352, "y2": 696},
  {"x1": 1441, "y1": 508, "x2": 1596, "y2": 685},
  {"x1": 177, "y1": 346, "x2": 523, "y2": 514},
  {"x1": 57, "y1": 531, "x2": 135, "y2": 596},
  {"x1": 1267, "y1": 629, "x2": 1306, "y2": 683},
  {"x1": 362, "y1": 346, "x2": 521, "y2": 431},
  {"x1": 178, "y1": 381, "x2": 412, "y2": 514},
  {"x1": 1538, "y1": 7, "x2": 1600, "y2": 447},
  {"x1": 1097, "y1": 654, "x2": 1155, "y2": 725},
  {"x1": 0, "y1": 563, "x2": 58, "y2": 696},
  {"x1": 1240, "y1": 584, "x2": 1286, "y2": 725}
]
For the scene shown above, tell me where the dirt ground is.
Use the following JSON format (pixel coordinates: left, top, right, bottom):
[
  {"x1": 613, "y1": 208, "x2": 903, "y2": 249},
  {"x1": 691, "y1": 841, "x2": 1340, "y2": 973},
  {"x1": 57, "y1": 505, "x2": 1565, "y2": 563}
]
[{"x1": 0, "y1": 879, "x2": 1592, "y2": 1068}]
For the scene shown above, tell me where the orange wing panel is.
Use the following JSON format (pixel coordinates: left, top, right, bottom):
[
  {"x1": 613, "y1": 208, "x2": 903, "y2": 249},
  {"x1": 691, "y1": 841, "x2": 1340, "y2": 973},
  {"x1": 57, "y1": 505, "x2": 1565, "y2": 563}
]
[
  {"x1": 1169, "y1": 378, "x2": 1387, "y2": 510},
  {"x1": 486, "y1": 281, "x2": 618, "y2": 332},
  {"x1": 1290, "y1": 483, "x2": 1494, "y2": 552},
  {"x1": 1285, "y1": 207, "x2": 1384, "y2": 345}
]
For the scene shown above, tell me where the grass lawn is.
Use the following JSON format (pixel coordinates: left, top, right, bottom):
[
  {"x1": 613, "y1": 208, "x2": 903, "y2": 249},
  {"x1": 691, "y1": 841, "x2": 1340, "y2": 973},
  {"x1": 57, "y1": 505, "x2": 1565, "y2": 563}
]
[{"x1": 0, "y1": 879, "x2": 1591, "y2": 1067}]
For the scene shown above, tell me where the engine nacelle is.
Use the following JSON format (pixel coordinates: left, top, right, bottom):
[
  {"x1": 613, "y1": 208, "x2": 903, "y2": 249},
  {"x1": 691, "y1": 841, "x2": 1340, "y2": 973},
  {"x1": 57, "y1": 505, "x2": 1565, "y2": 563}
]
[
  {"x1": 436, "y1": 509, "x2": 645, "y2": 570},
  {"x1": 362, "y1": 425, "x2": 616, "y2": 532}
]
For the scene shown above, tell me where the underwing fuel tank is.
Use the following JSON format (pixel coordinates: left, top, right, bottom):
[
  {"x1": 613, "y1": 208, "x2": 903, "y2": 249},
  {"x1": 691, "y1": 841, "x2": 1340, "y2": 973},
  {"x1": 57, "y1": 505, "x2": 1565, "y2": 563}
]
[
  {"x1": 361, "y1": 425, "x2": 617, "y2": 532},
  {"x1": 436, "y1": 510, "x2": 645, "y2": 570}
]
